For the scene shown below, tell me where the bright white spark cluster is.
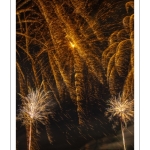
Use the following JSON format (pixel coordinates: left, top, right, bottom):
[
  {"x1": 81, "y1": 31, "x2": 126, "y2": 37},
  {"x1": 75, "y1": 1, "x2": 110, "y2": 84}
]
[
  {"x1": 105, "y1": 94, "x2": 134, "y2": 127},
  {"x1": 17, "y1": 87, "x2": 53, "y2": 126}
]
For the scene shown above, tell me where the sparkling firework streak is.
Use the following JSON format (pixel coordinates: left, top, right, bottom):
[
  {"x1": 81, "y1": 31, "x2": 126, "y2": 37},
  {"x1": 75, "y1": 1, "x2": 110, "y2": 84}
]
[
  {"x1": 105, "y1": 94, "x2": 134, "y2": 150},
  {"x1": 17, "y1": 84, "x2": 54, "y2": 150}
]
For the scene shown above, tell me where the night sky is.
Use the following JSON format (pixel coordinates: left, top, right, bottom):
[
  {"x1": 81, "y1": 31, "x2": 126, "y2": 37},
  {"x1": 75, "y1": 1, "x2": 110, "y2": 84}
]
[{"x1": 16, "y1": 0, "x2": 134, "y2": 149}]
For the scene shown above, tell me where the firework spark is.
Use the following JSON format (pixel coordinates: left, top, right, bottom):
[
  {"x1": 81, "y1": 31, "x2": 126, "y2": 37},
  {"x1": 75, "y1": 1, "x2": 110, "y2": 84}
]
[
  {"x1": 105, "y1": 94, "x2": 134, "y2": 150},
  {"x1": 17, "y1": 84, "x2": 54, "y2": 150}
]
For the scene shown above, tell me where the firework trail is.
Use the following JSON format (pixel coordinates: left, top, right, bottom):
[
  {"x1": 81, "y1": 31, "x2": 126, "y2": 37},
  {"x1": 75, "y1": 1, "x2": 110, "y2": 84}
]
[
  {"x1": 71, "y1": 43, "x2": 86, "y2": 124},
  {"x1": 101, "y1": 0, "x2": 134, "y2": 97},
  {"x1": 37, "y1": 0, "x2": 77, "y2": 101},
  {"x1": 70, "y1": 0, "x2": 105, "y2": 42},
  {"x1": 52, "y1": 0, "x2": 106, "y2": 83},
  {"x1": 16, "y1": 62, "x2": 27, "y2": 97}
]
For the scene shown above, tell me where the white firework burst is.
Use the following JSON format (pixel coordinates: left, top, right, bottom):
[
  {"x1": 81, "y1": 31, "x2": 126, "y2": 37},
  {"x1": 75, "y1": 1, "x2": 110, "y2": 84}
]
[
  {"x1": 17, "y1": 84, "x2": 54, "y2": 150},
  {"x1": 105, "y1": 94, "x2": 134, "y2": 150}
]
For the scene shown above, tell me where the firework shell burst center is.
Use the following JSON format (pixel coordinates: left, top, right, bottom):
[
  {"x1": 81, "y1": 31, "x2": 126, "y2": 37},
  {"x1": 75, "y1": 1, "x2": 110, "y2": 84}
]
[
  {"x1": 17, "y1": 86, "x2": 54, "y2": 127},
  {"x1": 106, "y1": 94, "x2": 134, "y2": 126}
]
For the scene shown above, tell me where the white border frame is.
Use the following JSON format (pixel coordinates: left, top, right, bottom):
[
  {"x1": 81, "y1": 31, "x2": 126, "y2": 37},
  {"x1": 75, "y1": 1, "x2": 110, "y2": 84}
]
[
  {"x1": 0, "y1": 0, "x2": 12, "y2": 149},
  {"x1": 140, "y1": 0, "x2": 150, "y2": 149},
  {"x1": 135, "y1": 0, "x2": 140, "y2": 149},
  {"x1": 5, "y1": 0, "x2": 142, "y2": 149},
  {"x1": 11, "y1": 0, "x2": 16, "y2": 150}
]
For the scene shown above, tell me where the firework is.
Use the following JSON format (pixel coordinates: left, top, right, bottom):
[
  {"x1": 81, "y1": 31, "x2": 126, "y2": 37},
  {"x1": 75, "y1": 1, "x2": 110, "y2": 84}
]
[
  {"x1": 16, "y1": 0, "x2": 134, "y2": 148},
  {"x1": 105, "y1": 94, "x2": 134, "y2": 150},
  {"x1": 17, "y1": 83, "x2": 54, "y2": 150}
]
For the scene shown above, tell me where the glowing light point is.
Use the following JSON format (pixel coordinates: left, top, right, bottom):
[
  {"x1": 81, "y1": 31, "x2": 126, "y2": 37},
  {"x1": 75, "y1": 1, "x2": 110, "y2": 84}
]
[{"x1": 70, "y1": 41, "x2": 75, "y2": 48}]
